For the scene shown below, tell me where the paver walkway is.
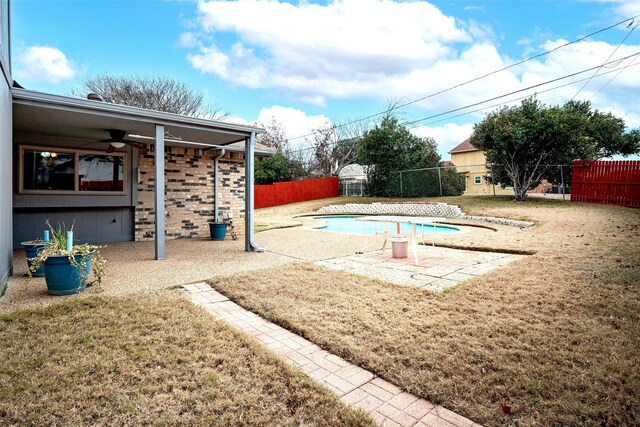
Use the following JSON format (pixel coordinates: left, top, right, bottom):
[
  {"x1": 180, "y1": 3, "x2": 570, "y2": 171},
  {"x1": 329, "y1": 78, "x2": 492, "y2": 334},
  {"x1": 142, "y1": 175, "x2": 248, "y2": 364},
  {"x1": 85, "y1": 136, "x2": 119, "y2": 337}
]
[
  {"x1": 182, "y1": 282, "x2": 481, "y2": 427},
  {"x1": 316, "y1": 246, "x2": 523, "y2": 292}
]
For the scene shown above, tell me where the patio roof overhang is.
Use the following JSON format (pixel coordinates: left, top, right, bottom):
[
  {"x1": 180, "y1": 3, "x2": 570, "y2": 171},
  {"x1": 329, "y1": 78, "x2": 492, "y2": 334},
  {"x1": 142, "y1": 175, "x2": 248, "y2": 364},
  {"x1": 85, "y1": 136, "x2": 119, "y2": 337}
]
[
  {"x1": 12, "y1": 88, "x2": 266, "y2": 258},
  {"x1": 12, "y1": 88, "x2": 266, "y2": 150}
]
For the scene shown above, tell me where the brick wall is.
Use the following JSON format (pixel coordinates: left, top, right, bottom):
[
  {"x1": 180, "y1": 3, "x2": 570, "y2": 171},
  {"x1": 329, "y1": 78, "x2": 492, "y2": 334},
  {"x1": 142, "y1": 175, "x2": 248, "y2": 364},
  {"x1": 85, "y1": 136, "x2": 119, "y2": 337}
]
[{"x1": 135, "y1": 147, "x2": 245, "y2": 241}]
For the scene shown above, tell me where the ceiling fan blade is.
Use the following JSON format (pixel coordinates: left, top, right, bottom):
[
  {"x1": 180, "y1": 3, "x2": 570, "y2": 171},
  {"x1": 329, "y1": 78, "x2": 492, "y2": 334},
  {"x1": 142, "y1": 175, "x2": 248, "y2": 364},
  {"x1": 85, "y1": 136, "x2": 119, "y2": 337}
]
[
  {"x1": 99, "y1": 138, "x2": 115, "y2": 143},
  {"x1": 106, "y1": 144, "x2": 116, "y2": 154},
  {"x1": 125, "y1": 140, "x2": 148, "y2": 152}
]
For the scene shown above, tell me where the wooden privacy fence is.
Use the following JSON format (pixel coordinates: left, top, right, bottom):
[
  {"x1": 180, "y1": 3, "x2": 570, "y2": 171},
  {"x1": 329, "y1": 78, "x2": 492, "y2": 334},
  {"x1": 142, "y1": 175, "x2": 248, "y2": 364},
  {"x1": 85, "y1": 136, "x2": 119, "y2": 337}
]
[
  {"x1": 255, "y1": 177, "x2": 339, "y2": 209},
  {"x1": 571, "y1": 160, "x2": 640, "y2": 208}
]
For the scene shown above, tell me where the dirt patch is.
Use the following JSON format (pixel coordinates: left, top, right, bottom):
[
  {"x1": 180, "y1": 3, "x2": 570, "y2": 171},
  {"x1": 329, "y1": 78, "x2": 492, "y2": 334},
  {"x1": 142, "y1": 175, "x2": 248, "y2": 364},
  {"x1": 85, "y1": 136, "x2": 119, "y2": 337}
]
[{"x1": 0, "y1": 293, "x2": 373, "y2": 426}]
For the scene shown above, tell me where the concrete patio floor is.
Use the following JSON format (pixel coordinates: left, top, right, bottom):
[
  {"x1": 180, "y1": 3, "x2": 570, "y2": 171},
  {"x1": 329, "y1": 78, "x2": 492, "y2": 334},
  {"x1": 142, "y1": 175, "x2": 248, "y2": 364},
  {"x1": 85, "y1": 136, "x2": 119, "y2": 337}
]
[{"x1": 2, "y1": 238, "x2": 294, "y2": 312}]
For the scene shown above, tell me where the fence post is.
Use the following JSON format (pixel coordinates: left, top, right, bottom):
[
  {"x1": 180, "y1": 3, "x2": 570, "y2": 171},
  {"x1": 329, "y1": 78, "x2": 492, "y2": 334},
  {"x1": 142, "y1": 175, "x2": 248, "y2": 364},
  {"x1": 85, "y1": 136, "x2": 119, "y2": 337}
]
[
  {"x1": 490, "y1": 163, "x2": 496, "y2": 196},
  {"x1": 438, "y1": 167, "x2": 443, "y2": 197},
  {"x1": 400, "y1": 171, "x2": 403, "y2": 198},
  {"x1": 560, "y1": 165, "x2": 565, "y2": 201}
]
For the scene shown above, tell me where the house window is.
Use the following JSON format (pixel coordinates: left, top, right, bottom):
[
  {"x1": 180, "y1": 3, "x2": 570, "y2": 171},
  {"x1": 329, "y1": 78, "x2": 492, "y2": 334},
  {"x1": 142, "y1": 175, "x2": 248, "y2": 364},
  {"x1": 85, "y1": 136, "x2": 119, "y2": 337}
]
[
  {"x1": 19, "y1": 145, "x2": 126, "y2": 194},
  {"x1": 474, "y1": 175, "x2": 482, "y2": 185},
  {"x1": 79, "y1": 154, "x2": 124, "y2": 192},
  {"x1": 22, "y1": 150, "x2": 75, "y2": 191}
]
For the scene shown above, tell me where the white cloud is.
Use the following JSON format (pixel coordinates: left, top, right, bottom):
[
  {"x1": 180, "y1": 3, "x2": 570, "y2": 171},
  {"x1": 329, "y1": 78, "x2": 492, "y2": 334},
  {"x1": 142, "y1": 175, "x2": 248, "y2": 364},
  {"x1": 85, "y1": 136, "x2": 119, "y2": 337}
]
[
  {"x1": 589, "y1": 0, "x2": 640, "y2": 19},
  {"x1": 253, "y1": 105, "x2": 331, "y2": 148},
  {"x1": 410, "y1": 122, "x2": 475, "y2": 158},
  {"x1": 187, "y1": 0, "x2": 470, "y2": 102},
  {"x1": 176, "y1": 32, "x2": 201, "y2": 48},
  {"x1": 185, "y1": 0, "x2": 640, "y2": 133},
  {"x1": 15, "y1": 45, "x2": 78, "y2": 83}
]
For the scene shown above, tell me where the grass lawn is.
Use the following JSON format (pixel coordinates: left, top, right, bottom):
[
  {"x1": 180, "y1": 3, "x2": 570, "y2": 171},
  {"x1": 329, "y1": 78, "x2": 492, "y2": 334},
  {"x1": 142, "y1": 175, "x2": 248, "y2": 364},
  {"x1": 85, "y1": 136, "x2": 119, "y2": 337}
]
[
  {"x1": 0, "y1": 294, "x2": 373, "y2": 426},
  {"x1": 213, "y1": 197, "x2": 640, "y2": 426}
]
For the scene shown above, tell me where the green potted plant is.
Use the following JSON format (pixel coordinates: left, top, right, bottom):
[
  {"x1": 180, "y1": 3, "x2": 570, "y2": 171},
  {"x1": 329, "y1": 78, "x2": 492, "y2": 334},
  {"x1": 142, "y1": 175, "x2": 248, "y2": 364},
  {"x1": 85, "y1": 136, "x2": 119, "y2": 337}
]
[
  {"x1": 21, "y1": 238, "x2": 46, "y2": 277},
  {"x1": 28, "y1": 221, "x2": 106, "y2": 296}
]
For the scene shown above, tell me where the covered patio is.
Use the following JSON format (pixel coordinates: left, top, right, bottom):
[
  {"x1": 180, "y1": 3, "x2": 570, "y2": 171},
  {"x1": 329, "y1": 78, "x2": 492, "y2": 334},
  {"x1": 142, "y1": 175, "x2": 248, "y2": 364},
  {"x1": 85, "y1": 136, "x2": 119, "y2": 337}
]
[
  {"x1": 2, "y1": 239, "x2": 295, "y2": 312},
  {"x1": 11, "y1": 89, "x2": 267, "y2": 261}
]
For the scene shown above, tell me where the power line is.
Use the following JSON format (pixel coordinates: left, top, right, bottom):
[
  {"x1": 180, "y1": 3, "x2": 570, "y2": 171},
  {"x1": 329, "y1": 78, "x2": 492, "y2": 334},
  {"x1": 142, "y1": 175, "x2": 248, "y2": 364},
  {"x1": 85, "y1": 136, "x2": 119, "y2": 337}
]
[
  {"x1": 403, "y1": 51, "x2": 640, "y2": 128},
  {"x1": 285, "y1": 14, "x2": 639, "y2": 143},
  {"x1": 409, "y1": 61, "x2": 640, "y2": 128},
  {"x1": 589, "y1": 53, "x2": 640, "y2": 101},
  {"x1": 285, "y1": 51, "x2": 640, "y2": 155},
  {"x1": 571, "y1": 18, "x2": 639, "y2": 100}
]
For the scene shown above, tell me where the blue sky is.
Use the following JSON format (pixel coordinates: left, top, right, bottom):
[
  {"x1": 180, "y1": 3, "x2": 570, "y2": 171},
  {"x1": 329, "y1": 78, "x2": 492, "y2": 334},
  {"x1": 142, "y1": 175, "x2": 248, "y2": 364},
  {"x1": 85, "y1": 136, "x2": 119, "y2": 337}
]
[{"x1": 10, "y1": 0, "x2": 640, "y2": 159}]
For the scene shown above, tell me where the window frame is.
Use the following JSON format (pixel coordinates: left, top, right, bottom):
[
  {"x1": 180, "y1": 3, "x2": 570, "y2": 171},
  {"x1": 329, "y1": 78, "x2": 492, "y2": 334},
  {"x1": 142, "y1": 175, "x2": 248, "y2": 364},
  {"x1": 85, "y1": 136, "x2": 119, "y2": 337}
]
[
  {"x1": 18, "y1": 145, "x2": 127, "y2": 195},
  {"x1": 474, "y1": 175, "x2": 483, "y2": 185}
]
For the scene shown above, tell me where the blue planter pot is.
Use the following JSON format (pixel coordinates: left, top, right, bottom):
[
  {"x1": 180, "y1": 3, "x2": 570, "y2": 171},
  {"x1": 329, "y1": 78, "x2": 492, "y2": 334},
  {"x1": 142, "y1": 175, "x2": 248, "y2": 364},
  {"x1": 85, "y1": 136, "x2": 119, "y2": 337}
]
[
  {"x1": 43, "y1": 254, "x2": 92, "y2": 296},
  {"x1": 22, "y1": 242, "x2": 46, "y2": 277},
  {"x1": 209, "y1": 223, "x2": 228, "y2": 241}
]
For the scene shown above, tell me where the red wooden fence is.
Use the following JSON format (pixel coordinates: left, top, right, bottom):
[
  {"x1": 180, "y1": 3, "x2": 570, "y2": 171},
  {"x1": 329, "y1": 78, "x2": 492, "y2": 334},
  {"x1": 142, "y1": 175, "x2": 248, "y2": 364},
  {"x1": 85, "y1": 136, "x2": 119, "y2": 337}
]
[
  {"x1": 254, "y1": 177, "x2": 340, "y2": 209},
  {"x1": 571, "y1": 160, "x2": 640, "y2": 208}
]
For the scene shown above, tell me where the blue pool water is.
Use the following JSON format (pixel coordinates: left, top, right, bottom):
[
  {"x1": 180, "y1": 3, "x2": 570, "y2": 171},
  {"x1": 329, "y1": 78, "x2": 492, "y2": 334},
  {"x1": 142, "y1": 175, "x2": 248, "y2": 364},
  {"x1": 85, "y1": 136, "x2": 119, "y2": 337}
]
[{"x1": 313, "y1": 216, "x2": 459, "y2": 235}]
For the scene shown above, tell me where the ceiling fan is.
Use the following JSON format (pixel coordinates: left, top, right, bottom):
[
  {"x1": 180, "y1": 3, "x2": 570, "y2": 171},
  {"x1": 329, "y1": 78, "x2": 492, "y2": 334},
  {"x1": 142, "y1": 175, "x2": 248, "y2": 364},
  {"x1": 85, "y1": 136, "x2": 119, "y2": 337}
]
[{"x1": 100, "y1": 129, "x2": 149, "y2": 153}]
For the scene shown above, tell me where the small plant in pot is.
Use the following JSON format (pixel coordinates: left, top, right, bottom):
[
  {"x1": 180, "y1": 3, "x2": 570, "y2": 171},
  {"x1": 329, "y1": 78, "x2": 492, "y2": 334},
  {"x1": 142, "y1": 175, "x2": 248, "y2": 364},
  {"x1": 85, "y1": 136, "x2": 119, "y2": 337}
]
[
  {"x1": 21, "y1": 238, "x2": 47, "y2": 277},
  {"x1": 28, "y1": 221, "x2": 106, "y2": 296}
]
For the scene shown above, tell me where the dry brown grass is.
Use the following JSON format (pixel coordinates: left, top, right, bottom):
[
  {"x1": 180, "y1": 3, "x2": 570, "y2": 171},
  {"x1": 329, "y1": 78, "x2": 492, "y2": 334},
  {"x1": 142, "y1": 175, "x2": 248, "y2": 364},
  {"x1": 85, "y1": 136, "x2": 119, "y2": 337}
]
[
  {"x1": 213, "y1": 199, "x2": 640, "y2": 426},
  {"x1": 0, "y1": 293, "x2": 374, "y2": 426}
]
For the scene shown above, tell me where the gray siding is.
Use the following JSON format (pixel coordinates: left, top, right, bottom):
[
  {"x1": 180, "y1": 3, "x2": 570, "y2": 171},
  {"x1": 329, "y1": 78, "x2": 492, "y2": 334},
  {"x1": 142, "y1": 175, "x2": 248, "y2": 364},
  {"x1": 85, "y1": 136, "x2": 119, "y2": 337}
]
[
  {"x1": 0, "y1": 0, "x2": 11, "y2": 285},
  {"x1": 12, "y1": 133, "x2": 138, "y2": 248},
  {"x1": 13, "y1": 208, "x2": 134, "y2": 247}
]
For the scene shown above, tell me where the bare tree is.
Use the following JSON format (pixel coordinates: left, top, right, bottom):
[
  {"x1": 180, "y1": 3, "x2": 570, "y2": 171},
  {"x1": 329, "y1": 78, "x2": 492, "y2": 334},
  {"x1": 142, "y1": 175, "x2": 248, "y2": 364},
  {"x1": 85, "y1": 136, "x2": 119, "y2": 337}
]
[
  {"x1": 69, "y1": 74, "x2": 228, "y2": 120},
  {"x1": 255, "y1": 117, "x2": 289, "y2": 154},
  {"x1": 308, "y1": 117, "x2": 368, "y2": 176},
  {"x1": 288, "y1": 146, "x2": 315, "y2": 179}
]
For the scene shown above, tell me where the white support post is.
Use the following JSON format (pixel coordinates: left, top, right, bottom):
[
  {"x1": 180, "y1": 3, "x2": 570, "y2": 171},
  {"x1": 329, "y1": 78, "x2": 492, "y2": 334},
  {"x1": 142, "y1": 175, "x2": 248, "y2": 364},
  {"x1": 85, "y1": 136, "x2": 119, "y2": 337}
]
[
  {"x1": 154, "y1": 124, "x2": 165, "y2": 260},
  {"x1": 245, "y1": 132, "x2": 256, "y2": 252}
]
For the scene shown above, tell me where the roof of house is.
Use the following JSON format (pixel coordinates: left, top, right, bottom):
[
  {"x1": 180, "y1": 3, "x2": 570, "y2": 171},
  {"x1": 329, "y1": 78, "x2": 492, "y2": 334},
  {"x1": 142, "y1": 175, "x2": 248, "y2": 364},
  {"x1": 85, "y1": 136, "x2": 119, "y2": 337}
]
[
  {"x1": 11, "y1": 88, "x2": 267, "y2": 151},
  {"x1": 448, "y1": 138, "x2": 479, "y2": 154},
  {"x1": 227, "y1": 140, "x2": 275, "y2": 156},
  {"x1": 339, "y1": 163, "x2": 366, "y2": 179}
]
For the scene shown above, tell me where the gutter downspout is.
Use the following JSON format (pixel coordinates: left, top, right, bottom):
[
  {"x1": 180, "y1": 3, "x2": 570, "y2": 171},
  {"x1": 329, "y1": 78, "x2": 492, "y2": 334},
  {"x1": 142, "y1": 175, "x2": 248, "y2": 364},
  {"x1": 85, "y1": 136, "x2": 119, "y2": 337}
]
[
  {"x1": 213, "y1": 148, "x2": 226, "y2": 222},
  {"x1": 245, "y1": 132, "x2": 263, "y2": 252}
]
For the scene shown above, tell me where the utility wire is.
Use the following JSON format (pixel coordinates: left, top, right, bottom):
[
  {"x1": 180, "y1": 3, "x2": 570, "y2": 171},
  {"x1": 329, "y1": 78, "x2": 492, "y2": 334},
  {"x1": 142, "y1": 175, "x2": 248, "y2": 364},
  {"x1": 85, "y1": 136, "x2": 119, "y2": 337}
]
[
  {"x1": 285, "y1": 14, "x2": 639, "y2": 143},
  {"x1": 285, "y1": 51, "x2": 640, "y2": 155},
  {"x1": 408, "y1": 61, "x2": 640, "y2": 128},
  {"x1": 571, "y1": 18, "x2": 639, "y2": 100},
  {"x1": 403, "y1": 51, "x2": 640, "y2": 127},
  {"x1": 589, "y1": 53, "x2": 640, "y2": 101}
]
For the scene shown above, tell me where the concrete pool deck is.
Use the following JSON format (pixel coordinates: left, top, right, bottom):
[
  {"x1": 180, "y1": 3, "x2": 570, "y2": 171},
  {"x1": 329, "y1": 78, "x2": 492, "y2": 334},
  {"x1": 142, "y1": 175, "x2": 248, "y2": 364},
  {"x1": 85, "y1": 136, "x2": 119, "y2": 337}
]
[{"x1": 316, "y1": 245, "x2": 524, "y2": 292}]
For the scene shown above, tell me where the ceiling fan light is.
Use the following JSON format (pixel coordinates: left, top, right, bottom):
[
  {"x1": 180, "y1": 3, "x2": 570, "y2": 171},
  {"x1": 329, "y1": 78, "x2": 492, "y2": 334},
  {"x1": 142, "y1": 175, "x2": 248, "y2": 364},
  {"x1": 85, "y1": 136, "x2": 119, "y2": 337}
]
[{"x1": 110, "y1": 142, "x2": 126, "y2": 149}]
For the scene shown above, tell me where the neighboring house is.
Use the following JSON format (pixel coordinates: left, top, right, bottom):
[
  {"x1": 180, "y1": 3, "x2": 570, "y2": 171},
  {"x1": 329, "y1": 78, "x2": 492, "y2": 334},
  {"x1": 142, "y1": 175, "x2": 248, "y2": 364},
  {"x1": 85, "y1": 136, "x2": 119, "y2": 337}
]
[
  {"x1": 448, "y1": 138, "x2": 512, "y2": 196},
  {"x1": 338, "y1": 163, "x2": 366, "y2": 196},
  {"x1": 0, "y1": 0, "x2": 270, "y2": 285},
  {"x1": 338, "y1": 164, "x2": 366, "y2": 182}
]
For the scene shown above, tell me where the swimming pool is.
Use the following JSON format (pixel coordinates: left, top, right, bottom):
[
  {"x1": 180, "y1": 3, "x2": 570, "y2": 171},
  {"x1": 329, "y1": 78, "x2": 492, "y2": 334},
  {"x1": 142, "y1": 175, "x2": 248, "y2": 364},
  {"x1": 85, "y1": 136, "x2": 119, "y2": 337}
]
[{"x1": 313, "y1": 216, "x2": 459, "y2": 235}]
